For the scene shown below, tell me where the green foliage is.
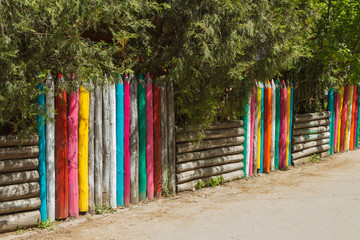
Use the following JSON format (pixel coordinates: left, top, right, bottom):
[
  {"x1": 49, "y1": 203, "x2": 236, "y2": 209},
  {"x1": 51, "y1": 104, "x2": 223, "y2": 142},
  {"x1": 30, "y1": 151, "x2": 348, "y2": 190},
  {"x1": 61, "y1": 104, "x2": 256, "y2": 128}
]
[
  {"x1": 95, "y1": 206, "x2": 117, "y2": 215},
  {"x1": 208, "y1": 176, "x2": 224, "y2": 188},
  {"x1": 16, "y1": 225, "x2": 24, "y2": 235},
  {"x1": 0, "y1": 0, "x2": 161, "y2": 134},
  {"x1": 285, "y1": 0, "x2": 360, "y2": 113},
  {"x1": 309, "y1": 153, "x2": 321, "y2": 163},
  {"x1": 195, "y1": 180, "x2": 205, "y2": 190},
  {"x1": 144, "y1": 0, "x2": 315, "y2": 127},
  {"x1": 37, "y1": 217, "x2": 53, "y2": 230}
]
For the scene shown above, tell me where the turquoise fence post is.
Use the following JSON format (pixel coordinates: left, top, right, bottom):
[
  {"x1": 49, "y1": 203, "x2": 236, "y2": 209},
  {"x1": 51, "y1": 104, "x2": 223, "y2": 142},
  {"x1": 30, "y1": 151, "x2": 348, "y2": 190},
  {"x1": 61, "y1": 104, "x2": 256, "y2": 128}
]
[
  {"x1": 37, "y1": 82, "x2": 47, "y2": 221},
  {"x1": 116, "y1": 74, "x2": 124, "y2": 206},
  {"x1": 275, "y1": 80, "x2": 280, "y2": 170},
  {"x1": 328, "y1": 87, "x2": 334, "y2": 154},
  {"x1": 242, "y1": 103, "x2": 248, "y2": 178},
  {"x1": 260, "y1": 82, "x2": 264, "y2": 173}
]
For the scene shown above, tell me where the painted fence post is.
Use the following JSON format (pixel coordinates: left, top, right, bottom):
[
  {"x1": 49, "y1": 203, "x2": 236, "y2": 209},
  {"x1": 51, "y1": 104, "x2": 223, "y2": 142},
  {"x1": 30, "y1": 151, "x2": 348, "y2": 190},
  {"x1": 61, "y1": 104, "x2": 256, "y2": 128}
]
[
  {"x1": 145, "y1": 73, "x2": 154, "y2": 199},
  {"x1": 153, "y1": 80, "x2": 162, "y2": 196},
  {"x1": 67, "y1": 74, "x2": 79, "y2": 218},
  {"x1": 37, "y1": 81, "x2": 47, "y2": 221},
  {"x1": 55, "y1": 72, "x2": 68, "y2": 219},
  {"x1": 167, "y1": 82, "x2": 176, "y2": 194},
  {"x1": 116, "y1": 74, "x2": 124, "y2": 206},
  {"x1": 138, "y1": 73, "x2": 147, "y2": 201},
  {"x1": 160, "y1": 81, "x2": 169, "y2": 193},
  {"x1": 78, "y1": 85, "x2": 90, "y2": 212},
  {"x1": 124, "y1": 74, "x2": 131, "y2": 205}
]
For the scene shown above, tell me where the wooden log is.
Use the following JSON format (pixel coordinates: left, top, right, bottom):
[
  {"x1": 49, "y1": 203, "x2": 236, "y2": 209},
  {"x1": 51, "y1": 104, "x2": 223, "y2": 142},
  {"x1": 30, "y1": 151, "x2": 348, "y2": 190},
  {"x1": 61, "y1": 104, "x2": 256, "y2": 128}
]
[
  {"x1": 0, "y1": 170, "x2": 39, "y2": 186},
  {"x1": 176, "y1": 170, "x2": 244, "y2": 192},
  {"x1": 319, "y1": 151, "x2": 330, "y2": 158},
  {"x1": 176, "y1": 154, "x2": 244, "y2": 173},
  {"x1": 0, "y1": 135, "x2": 38, "y2": 147},
  {"x1": 294, "y1": 111, "x2": 331, "y2": 123},
  {"x1": 0, "y1": 197, "x2": 40, "y2": 215},
  {"x1": 176, "y1": 136, "x2": 245, "y2": 154},
  {"x1": 102, "y1": 82, "x2": 111, "y2": 207},
  {"x1": 160, "y1": 81, "x2": 168, "y2": 195},
  {"x1": 88, "y1": 80, "x2": 95, "y2": 214},
  {"x1": 176, "y1": 162, "x2": 244, "y2": 184},
  {"x1": 293, "y1": 119, "x2": 331, "y2": 129},
  {"x1": 291, "y1": 144, "x2": 330, "y2": 160},
  {"x1": 292, "y1": 132, "x2": 330, "y2": 144},
  {"x1": 292, "y1": 126, "x2": 330, "y2": 136},
  {"x1": 176, "y1": 121, "x2": 244, "y2": 134},
  {"x1": 94, "y1": 83, "x2": 103, "y2": 207},
  {"x1": 176, "y1": 127, "x2": 245, "y2": 143},
  {"x1": 0, "y1": 210, "x2": 40, "y2": 233},
  {"x1": 0, "y1": 158, "x2": 38, "y2": 173},
  {"x1": 291, "y1": 157, "x2": 310, "y2": 166},
  {"x1": 45, "y1": 72, "x2": 55, "y2": 222},
  {"x1": 129, "y1": 74, "x2": 139, "y2": 204},
  {"x1": 0, "y1": 182, "x2": 40, "y2": 202},
  {"x1": 167, "y1": 82, "x2": 176, "y2": 194},
  {"x1": 176, "y1": 145, "x2": 244, "y2": 163},
  {"x1": 0, "y1": 146, "x2": 39, "y2": 161},
  {"x1": 292, "y1": 138, "x2": 330, "y2": 152}
]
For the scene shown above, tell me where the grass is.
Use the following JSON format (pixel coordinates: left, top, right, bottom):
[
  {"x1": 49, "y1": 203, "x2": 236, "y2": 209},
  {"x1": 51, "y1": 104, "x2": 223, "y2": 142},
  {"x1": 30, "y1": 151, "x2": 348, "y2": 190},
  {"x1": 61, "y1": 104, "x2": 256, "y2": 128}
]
[
  {"x1": 37, "y1": 217, "x2": 53, "y2": 230},
  {"x1": 95, "y1": 206, "x2": 117, "y2": 215}
]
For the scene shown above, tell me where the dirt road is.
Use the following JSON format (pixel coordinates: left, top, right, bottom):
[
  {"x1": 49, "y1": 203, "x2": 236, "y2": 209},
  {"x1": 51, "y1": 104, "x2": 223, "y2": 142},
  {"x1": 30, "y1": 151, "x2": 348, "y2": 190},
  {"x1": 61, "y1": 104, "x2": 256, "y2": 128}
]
[{"x1": 2, "y1": 150, "x2": 360, "y2": 240}]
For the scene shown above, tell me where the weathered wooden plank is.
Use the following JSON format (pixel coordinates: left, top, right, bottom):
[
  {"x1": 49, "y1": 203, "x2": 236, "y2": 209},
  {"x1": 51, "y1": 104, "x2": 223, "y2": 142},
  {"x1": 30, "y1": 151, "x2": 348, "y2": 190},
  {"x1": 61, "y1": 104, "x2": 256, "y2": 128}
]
[
  {"x1": 176, "y1": 145, "x2": 244, "y2": 163},
  {"x1": 0, "y1": 146, "x2": 39, "y2": 161},
  {"x1": 292, "y1": 132, "x2": 330, "y2": 144},
  {"x1": 291, "y1": 138, "x2": 330, "y2": 152},
  {"x1": 0, "y1": 210, "x2": 40, "y2": 233},
  {"x1": 176, "y1": 170, "x2": 244, "y2": 192},
  {"x1": 176, "y1": 154, "x2": 244, "y2": 173},
  {"x1": 0, "y1": 135, "x2": 38, "y2": 147},
  {"x1": 176, "y1": 121, "x2": 244, "y2": 134},
  {"x1": 176, "y1": 162, "x2": 244, "y2": 184},
  {"x1": 0, "y1": 197, "x2": 40, "y2": 215},
  {"x1": 176, "y1": 127, "x2": 245, "y2": 143},
  {"x1": 0, "y1": 182, "x2": 40, "y2": 202},
  {"x1": 88, "y1": 80, "x2": 95, "y2": 214},
  {"x1": 0, "y1": 158, "x2": 38, "y2": 173},
  {"x1": 294, "y1": 111, "x2": 331, "y2": 123},
  {"x1": 292, "y1": 150, "x2": 331, "y2": 166},
  {"x1": 45, "y1": 72, "x2": 55, "y2": 222},
  {"x1": 319, "y1": 151, "x2": 330, "y2": 158},
  {"x1": 292, "y1": 126, "x2": 331, "y2": 136},
  {"x1": 0, "y1": 170, "x2": 39, "y2": 186},
  {"x1": 129, "y1": 74, "x2": 139, "y2": 204},
  {"x1": 160, "y1": 81, "x2": 168, "y2": 195},
  {"x1": 291, "y1": 144, "x2": 330, "y2": 160},
  {"x1": 167, "y1": 82, "x2": 176, "y2": 194},
  {"x1": 176, "y1": 136, "x2": 245, "y2": 154},
  {"x1": 102, "y1": 81, "x2": 110, "y2": 207},
  {"x1": 94, "y1": 83, "x2": 103, "y2": 207},
  {"x1": 293, "y1": 119, "x2": 331, "y2": 129}
]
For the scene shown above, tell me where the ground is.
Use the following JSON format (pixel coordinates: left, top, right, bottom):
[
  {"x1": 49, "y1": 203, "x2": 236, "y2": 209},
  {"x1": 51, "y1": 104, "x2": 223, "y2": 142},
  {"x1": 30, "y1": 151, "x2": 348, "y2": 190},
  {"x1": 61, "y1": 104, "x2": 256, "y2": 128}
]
[{"x1": 2, "y1": 150, "x2": 360, "y2": 240}]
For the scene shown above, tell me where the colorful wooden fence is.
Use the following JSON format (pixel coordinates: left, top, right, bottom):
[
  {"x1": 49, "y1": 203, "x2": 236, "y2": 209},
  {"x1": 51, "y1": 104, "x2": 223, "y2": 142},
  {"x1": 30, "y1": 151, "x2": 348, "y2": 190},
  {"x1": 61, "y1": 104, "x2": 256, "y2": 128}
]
[
  {"x1": 175, "y1": 122, "x2": 245, "y2": 192},
  {"x1": 327, "y1": 85, "x2": 360, "y2": 154},
  {"x1": 31, "y1": 72, "x2": 176, "y2": 221},
  {"x1": 0, "y1": 136, "x2": 41, "y2": 233},
  {"x1": 242, "y1": 80, "x2": 294, "y2": 175}
]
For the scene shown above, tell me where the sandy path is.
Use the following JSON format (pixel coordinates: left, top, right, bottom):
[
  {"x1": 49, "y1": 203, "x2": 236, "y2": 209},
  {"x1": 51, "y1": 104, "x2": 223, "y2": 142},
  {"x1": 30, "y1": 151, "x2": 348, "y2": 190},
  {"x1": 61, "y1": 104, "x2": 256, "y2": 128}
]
[{"x1": 2, "y1": 150, "x2": 360, "y2": 240}]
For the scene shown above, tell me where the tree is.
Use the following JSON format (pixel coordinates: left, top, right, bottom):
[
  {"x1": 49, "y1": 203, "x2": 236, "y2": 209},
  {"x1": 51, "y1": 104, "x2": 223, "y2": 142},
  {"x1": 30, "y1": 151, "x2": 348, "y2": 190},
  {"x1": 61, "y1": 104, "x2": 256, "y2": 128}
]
[
  {"x1": 0, "y1": 0, "x2": 160, "y2": 134},
  {"x1": 142, "y1": 0, "x2": 316, "y2": 127},
  {"x1": 283, "y1": 0, "x2": 360, "y2": 113}
]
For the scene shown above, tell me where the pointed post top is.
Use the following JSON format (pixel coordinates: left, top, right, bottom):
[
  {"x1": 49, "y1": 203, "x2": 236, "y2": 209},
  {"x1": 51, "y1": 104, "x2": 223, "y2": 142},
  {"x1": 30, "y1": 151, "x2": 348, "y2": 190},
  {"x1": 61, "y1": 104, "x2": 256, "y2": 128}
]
[
  {"x1": 139, "y1": 73, "x2": 144, "y2": 80},
  {"x1": 125, "y1": 72, "x2": 128, "y2": 78},
  {"x1": 57, "y1": 71, "x2": 63, "y2": 79},
  {"x1": 145, "y1": 72, "x2": 150, "y2": 79},
  {"x1": 71, "y1": 73, "x2": 75, "y2": 80}
]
